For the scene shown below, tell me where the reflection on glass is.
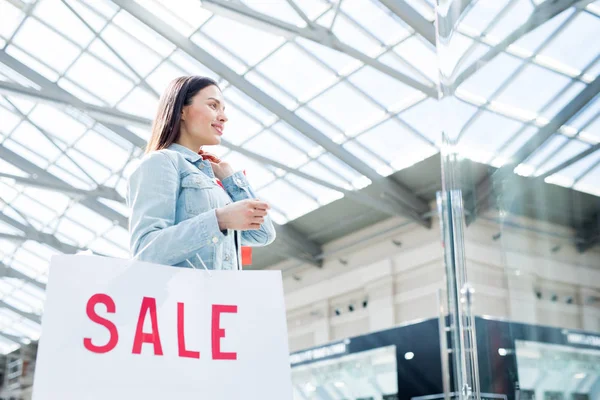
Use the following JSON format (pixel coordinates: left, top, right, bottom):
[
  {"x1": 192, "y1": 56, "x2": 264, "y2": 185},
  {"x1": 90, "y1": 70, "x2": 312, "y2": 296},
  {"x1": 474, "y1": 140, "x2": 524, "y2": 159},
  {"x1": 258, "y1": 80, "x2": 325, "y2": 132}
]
[
  {"x1": 516, "y1": 341, "x2": 600, "y2": 400},
  {"x1": 291, "y1": 345, "x2": 398, "y2": 400},
  {"x1": 436, "y1": 0, "x2": 600, "y2": 399}
]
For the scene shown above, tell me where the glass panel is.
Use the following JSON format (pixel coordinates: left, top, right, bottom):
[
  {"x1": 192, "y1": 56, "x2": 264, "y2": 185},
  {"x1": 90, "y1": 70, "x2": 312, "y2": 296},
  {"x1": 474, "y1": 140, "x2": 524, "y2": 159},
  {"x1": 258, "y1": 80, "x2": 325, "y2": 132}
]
[
  {"x1": 12, "y1": 18, "x2": 81, "y2": 74},
  {"x1": 436, "y1": 2, "x2": 600, "y2": 400}
]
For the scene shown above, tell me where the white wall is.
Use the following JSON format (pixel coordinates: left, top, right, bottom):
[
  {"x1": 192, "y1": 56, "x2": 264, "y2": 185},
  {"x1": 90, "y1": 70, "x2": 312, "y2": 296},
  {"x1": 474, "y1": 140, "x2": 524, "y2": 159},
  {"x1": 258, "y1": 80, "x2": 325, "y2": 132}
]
[{"x1": 271, "y1": 209, "x2": 600, "y2": 353}]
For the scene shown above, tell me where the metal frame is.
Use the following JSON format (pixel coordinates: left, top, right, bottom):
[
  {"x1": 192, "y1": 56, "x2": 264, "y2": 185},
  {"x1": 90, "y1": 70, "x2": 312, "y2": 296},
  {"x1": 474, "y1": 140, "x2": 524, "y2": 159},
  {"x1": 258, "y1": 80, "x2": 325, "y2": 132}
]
[
  {"x1": 0, "y1": 299, "x2": 41, "y2": 325},
  {"x1": 1, "y1": 78, "x2": 416, "y2": 219},
  {"x1": 0, "y1": 261, "x2": 45, "y2": 291},
  {"x1": 0, "y1": 331, "x2": 28, "y2": 344},
  {"x1": 110, "y1": 0, "x2": 432, "y2": 228},
  {"x1": 0, "y1": 55, "x2": 325, "y2": 267},
  {"x1": 576, "y1": 210, "x2": 600, "y2": 252},
  {"x1": 0, "y1": 211, "x2": 82, "y2": 255},
  {"x1": 0, "y1": 172, "x2": 124, "y2": 203},
  {"x1": 200, "y1": 0, "x2": 437, "y2": 97},
  {"x1": 467, "y1": 74, "x2": 600, "y2": 224},
  {"x1": 378, "y1": 0, "x2": 436, "y2": 45},
  {"x1": 452, "y1": 0, "x2": 595, "y2": 91}
]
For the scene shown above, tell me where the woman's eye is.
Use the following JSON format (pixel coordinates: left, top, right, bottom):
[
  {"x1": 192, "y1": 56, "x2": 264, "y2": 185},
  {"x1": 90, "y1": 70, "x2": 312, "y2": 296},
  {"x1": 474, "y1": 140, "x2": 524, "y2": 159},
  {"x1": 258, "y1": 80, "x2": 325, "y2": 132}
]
[{"x1": 210, "y1": 103, "x2": 217, "y2": 109}]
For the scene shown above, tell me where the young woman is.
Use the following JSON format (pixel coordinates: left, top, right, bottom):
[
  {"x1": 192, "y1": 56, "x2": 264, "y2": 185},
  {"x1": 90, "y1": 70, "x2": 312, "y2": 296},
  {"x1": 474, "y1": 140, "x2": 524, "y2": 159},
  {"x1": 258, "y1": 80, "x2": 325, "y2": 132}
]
[{"x1": 127, "y1": 76, "x2": 276, "y2": 270}]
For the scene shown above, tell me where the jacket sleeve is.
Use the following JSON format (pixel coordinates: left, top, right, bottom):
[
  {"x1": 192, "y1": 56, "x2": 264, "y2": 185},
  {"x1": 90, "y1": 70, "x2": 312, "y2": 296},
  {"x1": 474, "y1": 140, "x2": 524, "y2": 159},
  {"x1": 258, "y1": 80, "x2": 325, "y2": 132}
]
[
  {"x1": 221, "y1": 171, "x2": 276, "y2": 247},
  {"x1": 127, "y1": 152, "x2": 227, "y2": 266}
]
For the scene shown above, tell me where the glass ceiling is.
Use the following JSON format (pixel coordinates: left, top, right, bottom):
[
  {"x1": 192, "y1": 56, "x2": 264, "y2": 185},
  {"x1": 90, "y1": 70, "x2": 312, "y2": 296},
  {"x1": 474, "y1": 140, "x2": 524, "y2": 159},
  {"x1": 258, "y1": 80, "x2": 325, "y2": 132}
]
[{"x1": 0, "y1": 0, "x2": 598, "y2": 353}]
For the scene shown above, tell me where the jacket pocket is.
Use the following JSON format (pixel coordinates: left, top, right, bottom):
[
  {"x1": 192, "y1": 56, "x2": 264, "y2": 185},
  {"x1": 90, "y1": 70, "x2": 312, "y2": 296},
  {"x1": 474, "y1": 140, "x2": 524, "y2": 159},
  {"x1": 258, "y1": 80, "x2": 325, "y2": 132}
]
[{"x1": 181, "y1": 174, "x2": 214, "y2": 215}]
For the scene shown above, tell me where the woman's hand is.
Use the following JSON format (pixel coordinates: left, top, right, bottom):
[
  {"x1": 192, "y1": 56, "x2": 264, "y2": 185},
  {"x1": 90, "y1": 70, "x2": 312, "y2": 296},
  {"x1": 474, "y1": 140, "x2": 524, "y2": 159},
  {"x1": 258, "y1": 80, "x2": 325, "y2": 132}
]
[
  {"x1": 215, "y1": 199, "x2": 270, "y2": 231},
  {"x1": 198, "y1": 149, "x2": 234, "y2": 181},
  {"x1": 210, "y1": 160, "x2": 234, "y2": 181}
]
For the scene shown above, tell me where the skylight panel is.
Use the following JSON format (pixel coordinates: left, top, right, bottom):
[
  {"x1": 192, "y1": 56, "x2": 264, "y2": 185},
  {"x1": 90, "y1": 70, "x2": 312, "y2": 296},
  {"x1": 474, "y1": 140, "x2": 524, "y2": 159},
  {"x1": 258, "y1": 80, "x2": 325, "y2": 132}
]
[
  {"x1": 0, "y1": 106, "x2": 21, "y2": 135},
  {"x1": 3, "y1": 138, "x2": 50, "y2": 170},
  {"x1": 462, "y1": 114, "x2": 525, "y2": 157},
  {"x1": 348, "y1": 65, "x2": 420, "y2": 109},
  {"x1": 34, "y1": 0, "x2": 96, "y2": 48},
  {"x1": 299, "y1": 160, "x2": 352, "y2": 189},
  {"x1": 55, "y1": 217, "x2": 96, "y2": 247},
  {"x1": 5, "y1": 45, "x2": 60, "y2": 82},
  {"x1": 66, "y1": 53, "x2": 135, "y2": 105},
  {"x1": 535, "y1": 139, "x2": 590, "y2": 176},
  {"x1": 540, "y1": 12, "x2": 600, "y2": 72},
  {"x1": 112, "y1": 9, "x2": 177, "y2": 57},
  {"x1": 329, "y1": 12, "x2": 384, "y2": 57},
  {"x1": 394, "y1": 37, "x2": 438, "y2": 82},
  {"x1": 495, "y1": 64, "x2": 572, "y2": 114},
  {"x1": 307, "y1": 81, "x2": 382, "y2": 132},
  {"x1": 217, "y1": 106, "x2": 263, "y2": 145},
  {"x1": 0, "y1": 1, "x2": 25, "y2": 40},
  {"x1": 9, "y1": 195, "x2": 56, "y2": 227},
  {"x1": 9, "y1": 121, "x2": 64, "y2": 161},
  {"x1": 257, "y1": 179, "x2": 319, "y2": 221},
  {"x1": 355, "y1": 118, "x2": 433, "y2": 166},
  {"x1": 241, "y1": 0, "x2": 306, "y2": 27},
  {"x1": 244, "y1": 71, "x2": 298, "y2": 110},
  {"x1": 486, "y1": 0, "x2": 534, "y2": 42},
  {"x1": 341, "y1": 0, "x2": 410, "y2": 45},
  {"x1": 244, "y1": 131, "x2": 307, "y2": 168},
  {"x1": 256, "y1": 43, "x2": 338, "y2": 101},
  {"x1": 12, "y1": 18, "x2": 81, "y2": 74},
  {"x1": 100, "y1": 24, "x2": 163, "y2": 77},
  {"x1": 63, "y1": 204, "x2": 114, "y2": 236}
]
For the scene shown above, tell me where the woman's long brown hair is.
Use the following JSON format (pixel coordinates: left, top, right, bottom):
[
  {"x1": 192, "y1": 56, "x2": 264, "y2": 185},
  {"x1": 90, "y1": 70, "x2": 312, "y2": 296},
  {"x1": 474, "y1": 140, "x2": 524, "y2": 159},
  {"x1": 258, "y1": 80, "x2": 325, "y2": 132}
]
[{"x1": 145, "y1": 76, "x2": 219, "y2": 154}]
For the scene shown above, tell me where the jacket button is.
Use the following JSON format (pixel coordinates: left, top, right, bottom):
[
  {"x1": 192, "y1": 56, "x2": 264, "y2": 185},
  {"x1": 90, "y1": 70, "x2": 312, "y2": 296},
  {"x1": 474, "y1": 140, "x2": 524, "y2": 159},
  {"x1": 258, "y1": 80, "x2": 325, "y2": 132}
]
[
  {"x1": 212, "y1": 237, "x2": 218, "y2": 244},
  {"x1": 224, "y1": 254, "x2": 230, "y2": 261}
]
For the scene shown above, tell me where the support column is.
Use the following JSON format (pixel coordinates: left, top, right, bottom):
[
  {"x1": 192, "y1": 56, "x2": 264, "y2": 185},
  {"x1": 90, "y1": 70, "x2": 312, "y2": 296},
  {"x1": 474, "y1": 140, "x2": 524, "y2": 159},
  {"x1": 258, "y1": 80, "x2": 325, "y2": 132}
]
[
  {"x1": 366, "y1": 276, "x2": 395, "y2": 332},
  {"x1": 578, "y1": 287, "x2": 600, "y2": 332},
  {"x1": 312, "y1": 300, "x2": 330, "y2": 345},
  {"x1": 506, "y1": 271, "x2": 537, "y2": 324}
]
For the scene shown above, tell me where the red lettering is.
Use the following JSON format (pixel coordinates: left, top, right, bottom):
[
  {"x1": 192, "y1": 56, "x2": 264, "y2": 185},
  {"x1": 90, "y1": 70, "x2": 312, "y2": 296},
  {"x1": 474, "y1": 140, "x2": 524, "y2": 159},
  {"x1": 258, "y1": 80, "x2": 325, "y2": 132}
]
[
  {"x1": 212, "y1": 304, "x2": 237, "y2": 360},
  {"x1": 132, "y1": 297, "x2": 163, "y2": 355},
  {"x1": 83, "y1": 293, "x2": 119, "y2": 354},
  {"x1": 177, "y1": 302, "x2": 200, "y2": 359}
]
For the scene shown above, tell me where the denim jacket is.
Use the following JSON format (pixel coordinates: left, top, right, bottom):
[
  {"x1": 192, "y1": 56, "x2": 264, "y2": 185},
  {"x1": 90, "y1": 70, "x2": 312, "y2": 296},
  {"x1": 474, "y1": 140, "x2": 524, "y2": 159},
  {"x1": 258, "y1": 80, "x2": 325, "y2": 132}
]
[{"x1": 127, "y1": 143, "x2": 276, "y2": 270}]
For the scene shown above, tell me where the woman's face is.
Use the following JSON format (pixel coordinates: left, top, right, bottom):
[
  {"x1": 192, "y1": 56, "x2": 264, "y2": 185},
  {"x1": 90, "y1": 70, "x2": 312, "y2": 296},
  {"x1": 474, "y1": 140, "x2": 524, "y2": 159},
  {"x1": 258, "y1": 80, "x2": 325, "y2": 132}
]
[{"x1": 179, "y1": 85, "x2": 228, "y2": 150}]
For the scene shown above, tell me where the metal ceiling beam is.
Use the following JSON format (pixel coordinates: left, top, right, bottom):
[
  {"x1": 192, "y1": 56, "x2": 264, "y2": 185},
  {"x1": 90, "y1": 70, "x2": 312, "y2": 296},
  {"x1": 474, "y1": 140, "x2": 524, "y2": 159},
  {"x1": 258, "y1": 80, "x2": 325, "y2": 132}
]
[
  {"x1": 452, "y1": 0, "x2": 594, "y2": 91},
  {"x1": 199, "y1": 0, "x2": 437, "y2": 97},
  {"x1": 0, "y1": 331, "x2": 28, "y2": 344},
  {"x1": 0, "y1": 261, "x2": 45, "y2": 291},
  {"x1": 0, "y1": 145, "x2": 128, "y2": 229},
  {"x1": 576, "y1": 210, "x2": 600, "y2": 253},
  {"x1": 223, "y1": 140, "x2": 411, "y2": 216},
  {"x1": 0, "y1": 80, "x2": 409, "y2": 217},
  {"x1": 537, "y1": 142, "x2": 600, "y2": 181},
  {"x1": 466, "y1": 74, "x2": 600, "y2": 223},
  {"x1": 273, "y1": 223, "x2": 322, "y2": 267},
  {"x1": 112, "y1": 0, "x2": 432, "y2": 228},
  {"x1": 0, "y1": 61, "x2": 323, "y2": 266},
  {"x1": 0, "y1": 233, "x2": 27, "y2": 242},
  {"x1": 0, "y1": 79, "x2": 151, "y2": 129},
  {"x1": 0, "y1": 299, "x2": 41, "y2": 325},
  {"x1": 436, "y1": 0, "x2": 474, "y2": 39},
  {"x1": 499, "y1": 75, "x2": 600, "y2": 176},
  {"x1": 0, "y1": 211, "x2": 81, "y2": 255},
  {"x1": 378, "y1": 0, "x2": 436, "y2": 45},
  {"x1": 0, "y1": 172, "x2": 125, "y2": 203}
]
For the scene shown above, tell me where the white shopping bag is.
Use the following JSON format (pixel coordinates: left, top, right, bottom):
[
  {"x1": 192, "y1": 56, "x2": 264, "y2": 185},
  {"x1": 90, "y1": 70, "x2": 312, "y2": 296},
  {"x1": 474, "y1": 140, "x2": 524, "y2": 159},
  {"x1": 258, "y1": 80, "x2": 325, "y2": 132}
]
[{"x1": 32, "y1": 255, "x2": 293, "y2": 399}]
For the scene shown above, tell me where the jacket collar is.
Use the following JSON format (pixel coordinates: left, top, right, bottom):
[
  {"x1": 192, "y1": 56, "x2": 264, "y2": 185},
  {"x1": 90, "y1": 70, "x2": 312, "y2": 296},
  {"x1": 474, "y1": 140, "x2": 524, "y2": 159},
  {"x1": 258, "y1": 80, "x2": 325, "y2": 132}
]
[{"x1": 167, "y1": 143, "x2": 203, "y2": 163}]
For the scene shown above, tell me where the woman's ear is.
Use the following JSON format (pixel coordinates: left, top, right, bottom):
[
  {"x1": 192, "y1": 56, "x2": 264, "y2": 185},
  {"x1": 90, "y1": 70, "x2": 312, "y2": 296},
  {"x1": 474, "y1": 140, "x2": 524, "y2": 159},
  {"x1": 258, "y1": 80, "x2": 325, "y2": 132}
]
[{"x1": 181, "y1": 105, "x2": 187, "y2": 121}]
